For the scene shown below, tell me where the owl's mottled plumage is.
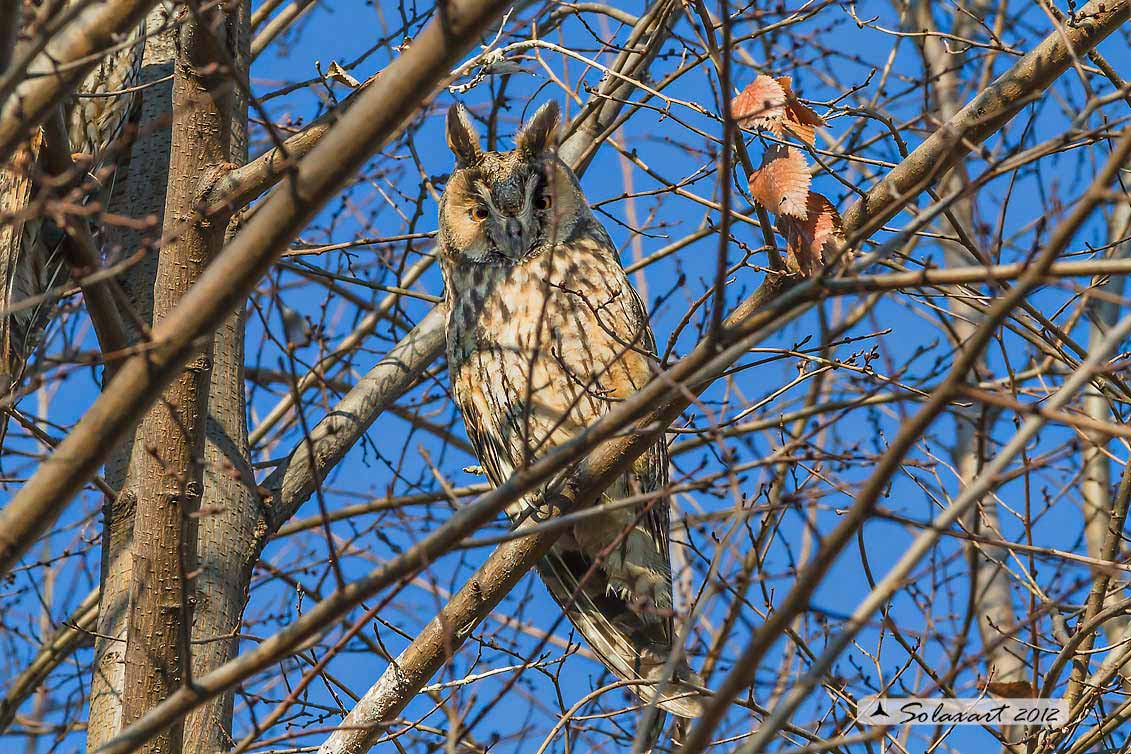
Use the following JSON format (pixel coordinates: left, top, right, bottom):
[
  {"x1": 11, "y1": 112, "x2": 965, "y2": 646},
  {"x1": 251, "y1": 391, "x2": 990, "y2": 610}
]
[
  {"x1": 0, "y1": 2, "x2": 144, "y2": 397},
  {"x1": 438, "y1": 102, "x2": 702, "y2": 718}
]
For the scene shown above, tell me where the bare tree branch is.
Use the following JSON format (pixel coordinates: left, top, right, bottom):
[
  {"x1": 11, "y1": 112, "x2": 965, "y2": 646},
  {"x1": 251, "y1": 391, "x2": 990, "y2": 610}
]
[
  {"x1": 249, "y1": 0, "x2": 317, "y2": 59},
  {"x1": 910, "y1": 4, "x2": 1025, "y2": 733},
  {"x1": 0, "y1": 586, "x2": 98, "y2": 732},
  {"x1": 3, "y1": 3, "x2": 1131, "y2": 751},
  {"x1": 1078, "y1": 199, "x2": 1131, "y2": 695},
  {"x1": 841, "y1": 0, "x2": 1129, "y2": 237},
  {"x1": 680, "y1": 125, "x2": 1131, "y2": 754}
]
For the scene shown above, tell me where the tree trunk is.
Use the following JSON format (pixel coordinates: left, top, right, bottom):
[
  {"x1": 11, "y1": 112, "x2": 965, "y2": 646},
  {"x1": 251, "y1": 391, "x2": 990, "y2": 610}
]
[
  {"x1": 182, "y1": 5, "x2": 260, "y2": 751},
  {"x1": 87, "y1": 8, "x2": 176, "y2": 748},
  {"x1": 116, "y1": 4, "x2": 238, "y2": 753},
  {"x1": 911, "y1": 0, "x2": 1025, "y2": 696},
  {"x1": 89, "y1": 5, "x2": 261, "y2": 750}
]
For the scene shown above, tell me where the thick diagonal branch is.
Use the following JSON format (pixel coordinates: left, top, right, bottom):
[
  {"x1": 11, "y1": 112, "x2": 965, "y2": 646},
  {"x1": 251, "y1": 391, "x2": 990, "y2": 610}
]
[
  {"x1": 680, "y1": 125, "x2": 1131, "y2": 754},
  {"x1": 242, "y1": 0, "x2": 680, "y2": 447}
]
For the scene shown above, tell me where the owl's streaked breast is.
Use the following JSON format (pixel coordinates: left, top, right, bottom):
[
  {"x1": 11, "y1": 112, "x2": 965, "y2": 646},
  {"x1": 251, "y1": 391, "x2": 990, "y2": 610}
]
[{"x1": 444, "y1": 229, "x2": 656, "y2": 509}]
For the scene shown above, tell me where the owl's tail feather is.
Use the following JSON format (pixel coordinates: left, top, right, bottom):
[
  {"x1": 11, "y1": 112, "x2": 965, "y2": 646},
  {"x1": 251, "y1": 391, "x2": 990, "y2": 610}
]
[{"x1": 536, "y1": 547, "x2": 706, "y2": 719}]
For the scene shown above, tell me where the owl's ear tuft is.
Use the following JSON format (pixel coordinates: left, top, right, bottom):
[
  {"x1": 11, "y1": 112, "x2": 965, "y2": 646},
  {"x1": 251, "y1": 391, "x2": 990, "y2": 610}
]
[
  {"x1": 446, "y1": 103, "x2": 482, "y2": 166},
  {"x1": 516, "y1": 101, "x2": 560, "y2": 157}
]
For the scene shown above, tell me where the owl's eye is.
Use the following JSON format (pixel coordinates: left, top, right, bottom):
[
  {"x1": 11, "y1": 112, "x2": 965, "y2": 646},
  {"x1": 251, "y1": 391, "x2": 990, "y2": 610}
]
[
  {"x1": 470, "y1": 206, "x2": 489, "y2": 221},
  {"x1": 534, "y1": 194, "x2": 552, "y2": 211}
]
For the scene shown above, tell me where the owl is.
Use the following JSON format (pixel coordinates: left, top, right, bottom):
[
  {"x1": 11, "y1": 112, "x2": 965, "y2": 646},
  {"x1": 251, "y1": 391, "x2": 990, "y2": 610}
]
[
  {"x1": 438, "y1": 101, "x2": 703, "y2": 718},
  {"x1": 0, "y1": 4, "x2": 145, "y2": 399}
]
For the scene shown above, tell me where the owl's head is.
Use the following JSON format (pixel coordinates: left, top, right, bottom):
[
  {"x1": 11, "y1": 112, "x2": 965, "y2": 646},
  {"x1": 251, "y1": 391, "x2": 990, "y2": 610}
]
[{"x1": 438, "y1": 101, "x2": 588, "y2": 265}]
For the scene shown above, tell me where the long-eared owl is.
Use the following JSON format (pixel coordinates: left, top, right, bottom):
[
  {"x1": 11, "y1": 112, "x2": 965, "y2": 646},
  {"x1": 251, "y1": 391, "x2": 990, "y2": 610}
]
[{"x1": 438, "y1": 101, "x2": 703, "y2": 718}]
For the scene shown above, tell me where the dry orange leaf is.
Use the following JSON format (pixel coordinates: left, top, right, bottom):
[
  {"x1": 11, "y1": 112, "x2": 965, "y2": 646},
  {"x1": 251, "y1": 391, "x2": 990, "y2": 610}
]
[
  {"x1": 990, "y1": 681, "x2": 1039, "y2": 699},
  {"x1": 776, "y1": 76, "x2": 826, "y2": 145},
  {"x1": 731, "y1": 75, "x2": 787, "y2": 131},
  {"x1": 748, "y1": 144, "x2": 811, "y2": 219},
  {"x1": 733, "y1": 75, "x2": 825, "y2": 145},
  {"x1": 979, "y1": 679, "x2": 1038, "y2": 699},
  {"x1": 776, "y1": 192, "x2": 845, "y2": 276}
]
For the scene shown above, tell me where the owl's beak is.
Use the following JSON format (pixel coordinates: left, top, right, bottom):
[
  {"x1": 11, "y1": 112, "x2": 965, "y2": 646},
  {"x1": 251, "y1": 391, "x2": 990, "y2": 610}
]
[{"x1": 501, "y1": 217, "x2": 527, "y2": 259}]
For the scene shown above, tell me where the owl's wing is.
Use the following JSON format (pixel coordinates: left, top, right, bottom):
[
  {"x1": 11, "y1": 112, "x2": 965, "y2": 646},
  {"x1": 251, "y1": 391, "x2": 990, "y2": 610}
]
[
  {"x1": 534, "y1": 257, "x2": 702, "y2": 718},
  {"x1": 465, "y1": 431, "x2": 701, "y2": 718},
  {"x1": 534, "y1": 464, "x2": 704, "y2": 719},
  {"x1": 623, "y1": 278, "x2": 674, "y2": 573}
]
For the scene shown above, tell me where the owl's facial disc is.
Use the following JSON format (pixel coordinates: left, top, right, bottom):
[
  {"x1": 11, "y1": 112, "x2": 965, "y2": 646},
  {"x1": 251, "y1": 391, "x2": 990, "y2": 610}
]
[{"x1": 469, "y1": 174, "x2": 540, "y2": 261}]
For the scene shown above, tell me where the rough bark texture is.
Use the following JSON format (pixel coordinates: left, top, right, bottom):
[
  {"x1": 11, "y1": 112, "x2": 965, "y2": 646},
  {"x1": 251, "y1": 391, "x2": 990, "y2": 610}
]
[
  {"x1": 183, "y1": 6, "x2": 259, "y2": 751},
  {"x1": 88, "y1": 6, "x2": 256, "y2": 750},
  {"x1": 118, "y1": 4, "x2": 237, "y2": 753},
  {"x1": 0, "y1": 0, "x2": 515, "y2": 585},
  {"x1": 94, "y1": 116, "x2": 1131, "y2": 754},
  {"x1": 88, "y1": 8, "x2": 176, "y2": 749}
]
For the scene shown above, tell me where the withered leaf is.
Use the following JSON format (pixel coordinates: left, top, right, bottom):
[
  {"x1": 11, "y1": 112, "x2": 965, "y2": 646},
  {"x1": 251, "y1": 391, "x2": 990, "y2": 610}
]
[
  {"x1": 776, "y1": 192, "x2": 845, "y2": 276},
  {"x1": 732, "y1": 75, "x2": 825, "y2": 145},
  {"x1": 980, "y1": 679, "x2": 1038, "y2": 699},
  {"x1": 325, "y1": 61, "x2": 361, "y2": 88},
  {"x1": 748, "y1": 144, "x2": 811, "y2": 219},
  {"x1": 776, "y1": 76, "x2": 826, "y2": 145},
  {"x1": 732, "y1": 75, "x2": 787, "y2": 131}
]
